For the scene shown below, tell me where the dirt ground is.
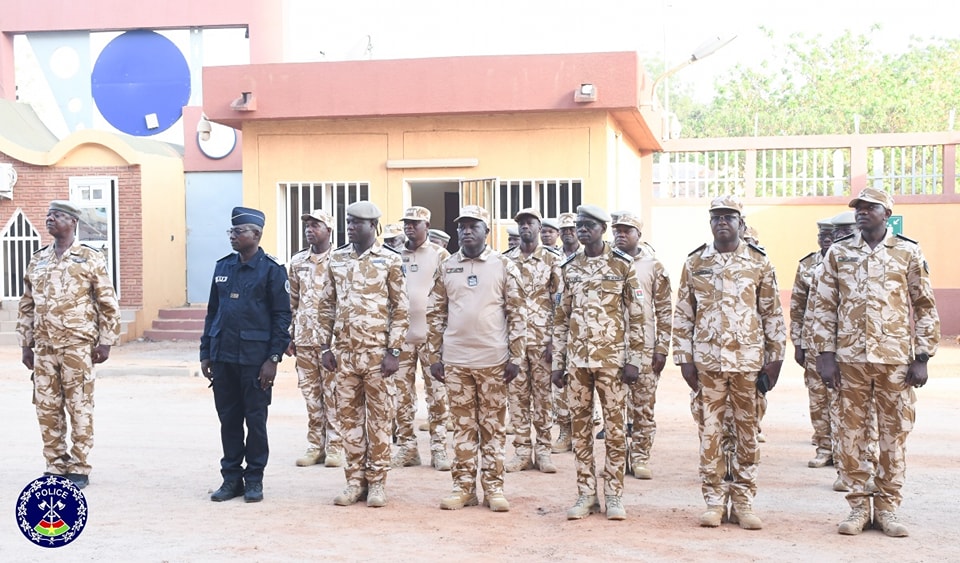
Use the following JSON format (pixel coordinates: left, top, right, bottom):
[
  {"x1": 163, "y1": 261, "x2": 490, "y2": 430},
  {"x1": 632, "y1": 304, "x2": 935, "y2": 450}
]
[{"x1": 2, "y1": 338, "x2": 959, "y2": 562}]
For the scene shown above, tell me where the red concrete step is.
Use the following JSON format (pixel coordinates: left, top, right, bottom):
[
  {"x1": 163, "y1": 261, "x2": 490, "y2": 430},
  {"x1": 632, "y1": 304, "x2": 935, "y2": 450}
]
[
  {"x1": 158, "y1": 307, "x2": 207, "y2": 320},
  {"x1": 145, "y1": 307, "x2": 207, "y2": 341},
  {"x1": 142, "y1": 328, "x2": 202, "y2": 342},
  {"x1": 151, "y1": 318, "x2": 205, "y2": 331}
]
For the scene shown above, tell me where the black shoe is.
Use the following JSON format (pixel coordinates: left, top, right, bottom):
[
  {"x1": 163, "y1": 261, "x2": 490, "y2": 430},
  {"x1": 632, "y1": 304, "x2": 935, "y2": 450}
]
[
  {"x1": 596, "y1": 429, "x2": 605, "y2": 440},
  {"x1": 211, "y1": 480, "x2": 244, "y2": 502},
  {"x1": 244, "y1": 481, "x2": 264, "y2": 503},
  {"x1": 626, "y1": 423, "x2": 633, "y2": 435},
  {"x1": 65, "y1": 473, "x2": 89, "y2": 489}
]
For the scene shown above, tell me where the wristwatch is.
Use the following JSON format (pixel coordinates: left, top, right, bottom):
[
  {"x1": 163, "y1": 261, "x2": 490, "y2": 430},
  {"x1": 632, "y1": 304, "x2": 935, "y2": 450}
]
[
  {"x1": 269, "y1": 354, "x2": 281, "y2": 364},
  {"x1": 388, "y1": 348, "x2": 401, "y2": 358},
  {"x1": 915, "y1": 353, "x2": 929, "y2": 363}
]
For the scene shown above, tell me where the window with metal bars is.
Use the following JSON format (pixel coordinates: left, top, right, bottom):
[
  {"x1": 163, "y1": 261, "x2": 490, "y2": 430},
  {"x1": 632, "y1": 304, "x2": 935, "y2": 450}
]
[
  {"x1": 279, "y1": 181, "x2": 370, "y2": 260},
  {"x1": 496, "y1": 179, "x2": 582, "y2": 221},
  {"x1": 2, "y1": 210, "x2": 41, "y2": 298}
]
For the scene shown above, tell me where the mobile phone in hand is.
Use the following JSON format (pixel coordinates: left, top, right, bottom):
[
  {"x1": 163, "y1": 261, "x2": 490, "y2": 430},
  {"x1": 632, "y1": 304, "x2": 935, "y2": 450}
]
[{"x1": 756, "y1": 371, "x2": 770, "y2": 394}]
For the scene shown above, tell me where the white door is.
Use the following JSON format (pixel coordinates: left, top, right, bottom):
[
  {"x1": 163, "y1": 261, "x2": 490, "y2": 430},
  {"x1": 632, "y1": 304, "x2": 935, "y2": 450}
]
[{"x1": 69, "y1": 176, "x2": 118, "y2": 291}]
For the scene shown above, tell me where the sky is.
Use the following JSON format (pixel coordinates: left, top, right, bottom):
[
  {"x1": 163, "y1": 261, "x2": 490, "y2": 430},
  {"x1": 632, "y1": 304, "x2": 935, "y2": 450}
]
[{"x1": 284, "y1": 0, "x2": 960, "y2": 102}]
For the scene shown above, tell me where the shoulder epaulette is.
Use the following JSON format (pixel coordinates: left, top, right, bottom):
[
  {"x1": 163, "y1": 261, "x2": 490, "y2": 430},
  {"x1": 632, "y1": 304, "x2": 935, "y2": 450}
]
[
  {"x1": 688, "y1": 243, "x2": 707, "y2": 256},
  {"x1": 335, "y1": 242, "x2": 351, "y2": 251},
  {"x1": 265, "y1": 253, "x2": 284, "y2": 265},
  {"x1": 611, "y1": 247, "x2": 633, "y2": 263},
  {"x1": 747, "y1": 242, "x2": 767, "y2": 256},
  {"x1": 80, "y1": 243, "x2": 99, "y2": 251},
  {"x1": 542, "y1": 245, "x2": 561, "y2": 256},
  {"x1": 560, "y1": 252, "x2": 578, "y2": 268},
  {"x1": 382, "y1": 244, "x2": 401, "y2": 255},
  {"x1": 643, "y1": 241, "x2": 656, "y2": 254},
  {"x1": 217, "y1": 252, "x2": 236, "y2": 262},
  {"x1": 505, "y1": 245, "x2": 518, "y2": 254},
  {"x1": 799, "y1": 250, "x2": 817, "y2": 263},
  {"x1": 33, "y1": 244, "x2": 49, "y2": 255},
  {"x1": 835, "y1": 233, "x2": 854, "y2": 243},
  {"x1": 895, "y1": 233, "x2": 918, "y2": 244}
]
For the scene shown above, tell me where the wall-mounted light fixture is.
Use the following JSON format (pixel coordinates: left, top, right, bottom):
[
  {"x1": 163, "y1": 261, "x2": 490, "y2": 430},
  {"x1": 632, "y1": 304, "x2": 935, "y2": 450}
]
[
  {"x1": 196, "y1": 115, "x2": 212, "y2": 142},
  {"x1": 574, "y1": 83, "x2": 597, "y2": 103},
  {"x1": 230, "y1": 91, "x2": 257, "y2": 112}
]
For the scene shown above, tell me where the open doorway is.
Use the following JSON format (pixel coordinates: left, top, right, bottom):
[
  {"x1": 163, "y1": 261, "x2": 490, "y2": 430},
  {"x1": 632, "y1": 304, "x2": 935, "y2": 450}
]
[{"x1": 409, "y1": 180, "x2": 460, "y2": 252}]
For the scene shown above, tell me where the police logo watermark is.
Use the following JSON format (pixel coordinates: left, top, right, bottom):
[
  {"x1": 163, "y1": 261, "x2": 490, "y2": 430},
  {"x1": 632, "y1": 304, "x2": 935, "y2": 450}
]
[{"x1": 16, "y1": 475, "x2": 88, "y2": 548}]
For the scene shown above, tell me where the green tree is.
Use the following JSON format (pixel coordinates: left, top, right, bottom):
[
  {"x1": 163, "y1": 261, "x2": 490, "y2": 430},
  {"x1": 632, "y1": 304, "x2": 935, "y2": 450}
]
[{"x1": 681, "y1": 26, "x2": 960, "y2": 137}]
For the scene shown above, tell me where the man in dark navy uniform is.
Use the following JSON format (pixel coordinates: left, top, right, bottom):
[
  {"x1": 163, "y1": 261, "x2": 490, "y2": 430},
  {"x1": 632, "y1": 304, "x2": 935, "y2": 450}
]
[{"x1": 201, "y1": 207, "x2": 291, "y2": 503}]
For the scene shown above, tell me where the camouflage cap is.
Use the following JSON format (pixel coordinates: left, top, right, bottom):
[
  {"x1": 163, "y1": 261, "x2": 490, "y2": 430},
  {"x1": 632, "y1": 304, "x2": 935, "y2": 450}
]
[
  {"x1": 402, "y1": 206, "x2": 431, "y2": 222},
  {"x1": 708, "y1": 195, "x2": 743, "y2": 214},
  {"x1": 830, "y1": 211, "x2": 856, "y2": 226},
  {"x1": 232, "y1": 206, "x2": 265, "y2": 227},
  {"x1": 300, "y1": 208, "x2": 335, "y2": 229},
  {"x1": 816, "y1": 216, "x2": 836, "y2": 230},
  {"x1": 513, "y1": 207, "x2": 542, "y2": 222},
  {"x1": 506, "y1": 226, "x2": 519, "y2": 236},
  {"x1": 428, "y1": 228, "x2": 451, "y2": 243},
  {"x1": 612, "y1": 212, "x2": 643, "y2": 232},
  {"x1": 557, "y1": 212, "x2": 577, "y2": 229},
  {"x1": 610, "y1": 209, "x2": 631, "y2": 223},
  {"x1": 346, "y1": 200, "x2": 382, "y2": 219},
  {"x1": 454, "y1": 205, "x2": 489, "y2": 225},
  {"x1": 49, "y1": 200, "x2": 81, "y2": 219},
  {"x1": 577, "y1": 204, "x2": 612, "y2": 224},
  {"x1": 383, "y1": 223, "x2": 405, "y2": 239},
  {"x1": 849, "y1": 187, "x2": 894, "y2": 210},
  {"x1": 541, "y1": 218, "x2": 560, "y2": 231}
]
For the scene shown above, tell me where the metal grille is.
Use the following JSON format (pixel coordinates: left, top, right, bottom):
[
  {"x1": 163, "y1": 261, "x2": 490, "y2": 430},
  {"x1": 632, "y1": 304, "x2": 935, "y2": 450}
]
[
  {"x1": 868, "y1": 146, "x2": 942, "y2": 195},
  {"x1": 497, "y1": 179, "x2": 582, "y2": 220},
  {"x1": 2, "y1": 210, "x2": 41, "y2": 298},
  {"x1": 756, "y1": 148, "x2": 850, "y2": 197},
  {"x1": 281, "y1": 181, "x2": 369, "y2": 260},
  {"x1": 653, "y1": 151, "x2": 746, "y2": 198}
]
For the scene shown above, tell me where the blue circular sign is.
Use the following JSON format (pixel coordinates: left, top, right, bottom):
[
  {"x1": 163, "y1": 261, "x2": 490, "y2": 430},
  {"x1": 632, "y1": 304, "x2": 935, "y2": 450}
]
[
  {"x1": 91, "y1": 30, "x2": 191, "y2": 136},
  {"x1": 15, "y1": 475, "x2": 88, "y2": 548}
]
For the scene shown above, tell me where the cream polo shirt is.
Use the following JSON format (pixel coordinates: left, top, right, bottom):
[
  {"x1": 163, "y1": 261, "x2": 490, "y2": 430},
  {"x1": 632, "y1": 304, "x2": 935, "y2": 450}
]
[{"x1": 401, "y1": 240, "x2": 449, "y2": 345}]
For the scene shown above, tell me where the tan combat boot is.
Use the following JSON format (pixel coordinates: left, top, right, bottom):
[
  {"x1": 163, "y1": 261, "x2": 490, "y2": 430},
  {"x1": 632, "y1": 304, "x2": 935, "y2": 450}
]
[
  {"x1": 535, "y1": 453, "x2": 557, "y2": 474},
  {"x1": 730, "y1": 505, "x2": 763, "y2": 530},
  {"x1": 483, "y1": 491, "x2": 510, "y2": 512},
  {"x1": 699, "y1": 506, "x2": 725, "y2": 527},
  {"x1": 605, "y1": 496, "x2": 627, "y2": 521},
  {"x1": 431, "y1": 449, "x2": 452, "y2": 471},
  {"x1": 631, "y1": 457, "x2": 652, "y2": 480},
  {"x1": 418, "y1": 422, "x2": 430, "y2": 432},
  {"x1": 391, "y1": 445, "x2": 422, "y2": 468},
  {"x1": 324, "y1": 447, "x2": 344, "y2": 468},
  {"x1": 333, "y1": 484, "x2": 367, "y2": 506},
  {"x1": 838, "y1": 507, "x2": 871, "y2": 535},
  {"x1": 566, "y1": 494, "x2": 601, "y2": 520},
  {"x1": 440, "y1": 488, "x2": 479, "y2": 510},
  {"x1": 366, "y1": 483, "x2": 387, "y2": 508},
  {"x1": 874, "y1": 510, "x2": 909, "y2": 537},
  {"x1": 505, "y1": 451, "x2": 534, "y2": 473},
  {"x1": 295, "y1": 447, "x2": 324, "y2": 467},
  {"x1": 833, "y1": 474, "x2": 849, "y2": 492},
  {"x1": 552, "y1": 424, "x2": 572, "y2": 453},
  {"x1": 808, "y1": 452, "x2": 833, "y2": 468}
]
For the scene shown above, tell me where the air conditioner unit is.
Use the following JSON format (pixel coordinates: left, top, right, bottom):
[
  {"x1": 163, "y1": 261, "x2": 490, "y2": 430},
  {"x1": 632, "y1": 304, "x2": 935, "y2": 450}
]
[{"x1": 0, "y1": 163, "x2": 16, "y2": 200}]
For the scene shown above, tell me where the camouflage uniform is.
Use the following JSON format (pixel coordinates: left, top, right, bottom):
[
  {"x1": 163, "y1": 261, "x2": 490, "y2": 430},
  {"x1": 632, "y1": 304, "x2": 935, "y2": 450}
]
[
  {"x1": 812, "y1": 228, "x2": 939, "y2": 514},
  {"x1": 426, "y1": 246, "x2": 526, "y2": 501},
  {"x1": 553, "y1": 242, "x2": 644, "y2": 500},
  {"x1": 288, "y1": 244, "x2": 342, "y2": 462},
  {"x1": 625, "y1": 243, "x2": 672, "y2": 470},
  {"x1": 18, "y1": 240, "x2": 121, "y2": 477},
  {"x1": 394, "y1": 238, "x2": 452, "y2": 465},
  {"x1": 673, "y1": 240, "x2": 786, "y2": 511},
  {"x1": 318, "y1": 242, "x2": 409, "y2": 492},
  {"x1": 503, "y1": 242, "x2": 563, "y2": 469},
  {"x1": 791, "y1": 249, "x2": 833, "y2": 461}
]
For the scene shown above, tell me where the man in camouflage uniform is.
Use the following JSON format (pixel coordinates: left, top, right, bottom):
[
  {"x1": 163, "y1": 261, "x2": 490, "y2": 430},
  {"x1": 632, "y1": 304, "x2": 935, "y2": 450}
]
[
  {"x1": 201, "y1": 207, "x2": 292, "y2": 503},
  {"x1": 612, "y1": 212, "x2": 672, "y2": 480},
  {"x1": 506, "y1": 225, "x2": 521, "y2": 249},
  {"x1": 383, "y1": 222, "x2": 407, "y2": 252},
  {"x1": 551, "y1": 204, "x2": 644, "y2": 521},
  {"x1": 503, "y1": 208, "x2": 562, "y2": 474},
  {"x1": 540, "y1": 217, "x2": 560, "y2": 249},
  {"x1": 427, "y1": 205, "x2": 525, "y2": 512},
  {"x1": 428, "y1": 228, "x2": 451, "y2": 250},
  {"x1": 673, "y1": 196, "x2": 786, "y2": 530},
  {"x1": 551, "y1": 211, "x2": 580, "y2": 453},
  {"x1": 392, "y1": 206, "x2": 452, "y2": 472},
  {"x1": 18, "y1": 200, "x2": 121, "y2": 490},
  {"x1": 813, "y1": 187, "x2": 940, "y2": 537},
  {"x1": 319, "y1": 201, "x2": 409, "y2": 508},
  {"x1": 790, "y1": 217, "x2": 836, "y2": 469},
  {"x1": 287, "y1": 209, "x2": 343, "y2": 468}
]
